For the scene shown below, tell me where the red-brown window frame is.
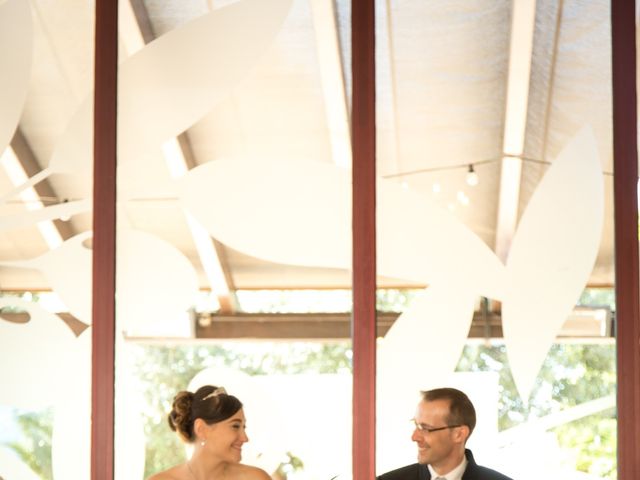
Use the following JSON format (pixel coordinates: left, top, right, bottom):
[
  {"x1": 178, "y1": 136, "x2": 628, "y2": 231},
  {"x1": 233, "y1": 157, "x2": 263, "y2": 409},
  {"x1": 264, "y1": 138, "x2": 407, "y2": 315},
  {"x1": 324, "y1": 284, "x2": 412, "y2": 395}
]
[
  {"x1": 352, "y1": 1, "x2": 377, "y2": 478},
  {"x1": 91, "y1": 1, "x2": 639, "y2": 478},
  {"x1": 612, "y1": 1, "x2": 640, "y2": 478}
]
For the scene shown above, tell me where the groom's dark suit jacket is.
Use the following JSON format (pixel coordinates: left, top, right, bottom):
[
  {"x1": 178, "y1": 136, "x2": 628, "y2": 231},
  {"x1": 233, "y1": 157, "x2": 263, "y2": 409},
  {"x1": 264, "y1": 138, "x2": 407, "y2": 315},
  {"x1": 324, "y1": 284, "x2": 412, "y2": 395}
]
[{"x1": 377, "y1": 449, "x2": 513, "y2": 480}]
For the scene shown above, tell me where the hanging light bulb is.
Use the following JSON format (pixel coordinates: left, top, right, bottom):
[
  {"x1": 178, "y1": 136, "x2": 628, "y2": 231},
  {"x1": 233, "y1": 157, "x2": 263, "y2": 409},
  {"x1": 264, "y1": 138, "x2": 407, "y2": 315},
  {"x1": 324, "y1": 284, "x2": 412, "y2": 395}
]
[
  {"x1": 59, "y1": 198, "x2": 71, "y2": 221},
  {"x1": 466, "y1": 164, "x2": 479, "y2": 186}
]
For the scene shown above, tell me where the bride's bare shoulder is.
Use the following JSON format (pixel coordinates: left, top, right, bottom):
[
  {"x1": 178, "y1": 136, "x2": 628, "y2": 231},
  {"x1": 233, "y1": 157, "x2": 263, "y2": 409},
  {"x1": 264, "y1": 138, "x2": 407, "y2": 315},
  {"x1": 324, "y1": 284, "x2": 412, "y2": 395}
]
[
  {"x1": 146, "y1": 464, "x2": 186, "y2": 480},
  {"x1": 235, "y1": 464, "x2": 272, "y2": 480}
]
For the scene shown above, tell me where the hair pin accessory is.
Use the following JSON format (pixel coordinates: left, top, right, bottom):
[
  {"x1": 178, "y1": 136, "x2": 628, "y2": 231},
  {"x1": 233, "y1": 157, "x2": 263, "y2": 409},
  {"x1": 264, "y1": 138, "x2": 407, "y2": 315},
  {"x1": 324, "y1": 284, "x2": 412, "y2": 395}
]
[{"x1": 203, "y1": 386, "x2": 227, "y2": 400}]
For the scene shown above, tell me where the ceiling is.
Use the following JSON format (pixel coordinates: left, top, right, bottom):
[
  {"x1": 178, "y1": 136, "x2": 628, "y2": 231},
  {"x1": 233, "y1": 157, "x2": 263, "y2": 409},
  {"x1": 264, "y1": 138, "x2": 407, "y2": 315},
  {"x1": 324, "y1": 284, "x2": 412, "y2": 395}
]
[{"x1": 0, "y1": 0, "x2": 620, "y2": 313}]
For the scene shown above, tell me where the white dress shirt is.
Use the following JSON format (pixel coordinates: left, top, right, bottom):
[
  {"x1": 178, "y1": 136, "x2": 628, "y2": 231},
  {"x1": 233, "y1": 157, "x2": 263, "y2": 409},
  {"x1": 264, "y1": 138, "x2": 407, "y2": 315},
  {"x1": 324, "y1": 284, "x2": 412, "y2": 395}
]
[{"x1": 427, "y1": 455, "x2": 468, "y2": 480}]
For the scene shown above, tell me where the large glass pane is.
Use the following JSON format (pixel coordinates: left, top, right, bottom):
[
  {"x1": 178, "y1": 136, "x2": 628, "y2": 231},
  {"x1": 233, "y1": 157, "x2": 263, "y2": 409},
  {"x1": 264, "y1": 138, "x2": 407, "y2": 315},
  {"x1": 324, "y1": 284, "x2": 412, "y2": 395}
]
[
  {"x1": 375, "y1": 1, "x2": 615, "y2": 479},
  {"x1": 0, "y1": 1, "x2": 95, "y2": 479},
  {"x1": 115, "y1": 1, "x2": 352, "y2": 479}
]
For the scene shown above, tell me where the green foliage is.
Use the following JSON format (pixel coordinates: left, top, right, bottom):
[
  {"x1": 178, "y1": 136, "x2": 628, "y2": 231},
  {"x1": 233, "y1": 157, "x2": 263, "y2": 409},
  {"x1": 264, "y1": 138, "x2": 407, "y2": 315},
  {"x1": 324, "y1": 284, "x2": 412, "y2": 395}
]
[
  {"x1": 5, "y1": 323, "x2": 617, "y2": 479},
  {"x1": 578, "y1": 288, "x2": 615, "y2": 309},
  {"x1": 274, "y1": 451, "x2": 305, "y2": 478},
  {"x1": 456, "y1": 343, "x2": 616, "y2": 478},
  {"x1": 4, "y1": 408, "x2": 53, "y2": 480},
  {"x1": 234, "y1": 288, "x2": 422, "y2": 314},
  {"x1": 376, "y1": 289, "x2": 421, "y2": 312},
  {"x1": 554, "y1": 414, "x2": 616, "y2": 478}
]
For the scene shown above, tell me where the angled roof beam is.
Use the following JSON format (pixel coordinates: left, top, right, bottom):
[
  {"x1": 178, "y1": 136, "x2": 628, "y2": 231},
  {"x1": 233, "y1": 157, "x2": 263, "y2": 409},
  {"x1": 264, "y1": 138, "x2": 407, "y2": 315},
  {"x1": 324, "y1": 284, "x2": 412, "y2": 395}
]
[
  {"x1": 0, "y1": 146, "x2": 61, "y2": 250},
  {"x1": 309, "y1": 0, "x2": 352, "y2": 168},
  {"x1": 9, "y1": 129, "x2": 74, "y2": 240},
  {"x1": 0, "y1": 128, "x2": 76, "y2": 250},
  {"x1": 374, "y1": 0, "x2": 401, "y2": 177},
  {"x1": 122, "y1": 0, "x2": 237, "y2": 313},
  {"x1": 494, "y1": 0, "x2": 537, "y2": 263}
]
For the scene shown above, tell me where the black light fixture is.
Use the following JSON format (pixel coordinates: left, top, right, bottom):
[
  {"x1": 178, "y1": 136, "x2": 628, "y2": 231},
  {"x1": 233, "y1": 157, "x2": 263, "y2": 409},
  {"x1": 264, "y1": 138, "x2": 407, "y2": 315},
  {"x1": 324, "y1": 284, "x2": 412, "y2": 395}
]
[{"x1": 466, "y1": 164, "x2": 479, "y2": 186}]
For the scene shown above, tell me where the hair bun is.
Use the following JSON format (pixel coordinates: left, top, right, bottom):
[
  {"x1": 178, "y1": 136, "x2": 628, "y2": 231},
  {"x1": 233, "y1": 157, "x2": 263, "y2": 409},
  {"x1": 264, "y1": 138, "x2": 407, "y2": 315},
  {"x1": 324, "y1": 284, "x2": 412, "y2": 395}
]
[
  {"x1": 166, "y1": 385, "x2": 244, "y2": 444},
  {"x1": 168, "y1": 391, "x2": 195, "y2": 441}
]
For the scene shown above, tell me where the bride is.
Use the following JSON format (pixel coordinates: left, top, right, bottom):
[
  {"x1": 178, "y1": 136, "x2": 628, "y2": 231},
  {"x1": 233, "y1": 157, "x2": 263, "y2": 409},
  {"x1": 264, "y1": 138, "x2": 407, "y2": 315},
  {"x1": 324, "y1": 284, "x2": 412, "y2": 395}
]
[{"x1": 148, "y1": 385, "x2": 271, "y2": 480}]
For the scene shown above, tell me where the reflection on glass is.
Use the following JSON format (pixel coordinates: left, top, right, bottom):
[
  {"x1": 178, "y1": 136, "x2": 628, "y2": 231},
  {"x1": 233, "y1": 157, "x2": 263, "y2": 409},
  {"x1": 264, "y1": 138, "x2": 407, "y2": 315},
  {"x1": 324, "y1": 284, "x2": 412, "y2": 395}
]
[
  {"x1": 375, "y1": 1, "x2": 615, "y2": 479},
  {"x1": 0, "y1": 0, "x2": 95, "y2": 478},
  {"x1": 115, "y1": 0, "x2": 352, "y2": 479}
]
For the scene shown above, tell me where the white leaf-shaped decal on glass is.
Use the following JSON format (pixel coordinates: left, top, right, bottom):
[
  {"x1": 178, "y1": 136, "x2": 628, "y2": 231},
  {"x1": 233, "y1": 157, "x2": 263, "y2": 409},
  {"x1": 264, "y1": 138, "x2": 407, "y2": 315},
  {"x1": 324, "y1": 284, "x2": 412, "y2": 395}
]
[
  {"x1": 378, "y1": 179, "x2": 505, "y2": 299},
  {"x1": 177, "y1": 158, "x2": 506, "y2": 299},
  {"x1": 0, "y1": 232, "x2": 92, "y2": 323},
  {"x1": 1, "y1": 0, "x2": 293, "y2": 201},
  {"x1": 178, "y1": 159, "x2": 352, "y2": 268},
  {"x1": 178, "y1": 158, "x2": 505, "y2": 412},
  {"x1": 376, "y1": 283, "x2": 476, "y2": 474},
  {"x1": 0, "y1": 228, "x2": 198, "y2": 333},
  {"x1": 51, "y1": 333, "x2": 146, "y2": 480},
  {"x1": 0, "y1": 199, "x2": 91, "y2": 230},
  {"x1": 502, "y1": 125, "x2": 604, "y2": 400},
  {"x1": 0, "y1": 298, "x2": 76, "y2": 409},
  {"x1": 378, "y1": 282, "x2": 477, "y2": 409},
  {"x1": 117, "y1": 0, "x2": 293, "y2": 164},
  {"x1": 51, "y1": 331, "x2": 91, "y2": 480},
  {"x1": 0, "y1": 0, "x2": 31, "y2": 153},
  {"x1": 116, "y1": 229, "x2": 199, "y2": 336}
]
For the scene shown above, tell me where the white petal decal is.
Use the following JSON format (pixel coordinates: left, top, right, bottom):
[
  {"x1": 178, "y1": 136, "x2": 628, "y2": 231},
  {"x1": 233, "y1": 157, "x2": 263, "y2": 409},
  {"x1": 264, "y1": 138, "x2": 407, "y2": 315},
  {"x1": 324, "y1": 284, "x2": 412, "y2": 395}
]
[
  {"x1": 0, "y1": 229, "x2": 198, "y2": 334},
  {"x1": 50, "y1": 333, "x2": 146, "y2": 480},
  {"x1": 178, "y1": 159, "x2": 352, "y2": 269},
  {"x1": 0, "y1": 199, "x2": 91, "y2": 230},
  {"x1": 378, "y1": 179, "x2": 505, "y2": 299},
  {"x1": 177, "y1": 159, "x2": 506, "y2": 299},
  {"x1": 502, "y1": 126, "x2": 604, "y2": 400},
  {"x1": 117, "y1": 0, "x2": 293, "y2": 164},
  {"x1": 378, "y1": 284, "x2": 476, "y2": 397},
  {"x1": 51, "y1": 331, "x2": 91, "y2": 480},
  {"x1": 0, "y1": 298, "x2": 76, "y2": 409},
  {"x1": 0, "y1": 0, "x2": 31, "y2": 152},
  {"x1": 0, "y1": 232, "x2": 93, "y2": 323},
  {"x1": 116, "y1": 229, "x2": 199, "y2": 336},
  {"x1": 113, "y1": 356, "x2": 147, "y2": 480},
  {"x1": 376, "y1": 283, "x2": 476, "y2": 466},
  {"x1": 2, "y1": 0, "x2": 293, "y2": 203}
]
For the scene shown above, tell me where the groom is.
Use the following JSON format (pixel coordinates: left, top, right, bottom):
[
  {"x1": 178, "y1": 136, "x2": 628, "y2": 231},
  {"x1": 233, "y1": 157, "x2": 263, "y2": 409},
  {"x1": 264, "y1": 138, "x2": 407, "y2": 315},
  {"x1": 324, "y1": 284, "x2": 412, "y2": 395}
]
[{"x1": 377, "y1": 388, "x2": 512, "y2": 480}]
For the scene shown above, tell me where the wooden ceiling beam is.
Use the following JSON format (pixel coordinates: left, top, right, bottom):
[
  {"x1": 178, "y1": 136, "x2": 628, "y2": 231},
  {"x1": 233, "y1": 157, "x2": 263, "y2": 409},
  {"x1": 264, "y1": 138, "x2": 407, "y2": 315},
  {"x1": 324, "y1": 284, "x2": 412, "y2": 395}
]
[
  {"x1": 127, "y1": 0, "x2": 155, "y2": 44},
  {"x1": 122, "y1": 0, "x2": 238, "y2": 313},
  {"x1": 309, "y1": 0, "x2": 351, "y2": 168},
  {"x1": 174, "y1": 134, "x2": 237, "y2": 297},
  {"x1": 186, "y1": 309, "x2": 611, "y2": 340},
  {"x1": 10, "y1": 128, "x2": 75, "y2": 241},
  {"x1": 494, "y1": 0, "x2": 537, "y2": 262},
  {"x1": 0, "y1": 308, "x2": 612, "y2": 341}
]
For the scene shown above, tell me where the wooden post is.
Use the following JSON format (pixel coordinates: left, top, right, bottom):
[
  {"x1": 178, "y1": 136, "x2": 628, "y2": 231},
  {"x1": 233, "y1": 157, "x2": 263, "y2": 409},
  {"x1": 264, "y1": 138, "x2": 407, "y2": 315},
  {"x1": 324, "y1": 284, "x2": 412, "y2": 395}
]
[
  {"x1": 92, "y1": 0, "x2": 118, "y2": 478},
  {"x1": 611, "y1": 0, "x2": 640, "y2": 478},
  {"x1": 352, "y1": 0, "x2": 376, "y2": 478}
]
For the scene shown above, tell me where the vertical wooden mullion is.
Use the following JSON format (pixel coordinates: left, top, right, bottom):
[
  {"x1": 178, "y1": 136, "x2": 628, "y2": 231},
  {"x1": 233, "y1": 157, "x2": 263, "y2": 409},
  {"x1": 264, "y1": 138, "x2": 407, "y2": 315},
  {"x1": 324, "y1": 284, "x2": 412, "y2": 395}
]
[
  {"x1": 92, "y1": 1, "x2": 118, "y2": 479},
  {"x1": 352, "y1": 0, "x2": 376, "y2": 479},
  {"x1": 611, "y1": 1, "x2": 640, "y2": 479}
]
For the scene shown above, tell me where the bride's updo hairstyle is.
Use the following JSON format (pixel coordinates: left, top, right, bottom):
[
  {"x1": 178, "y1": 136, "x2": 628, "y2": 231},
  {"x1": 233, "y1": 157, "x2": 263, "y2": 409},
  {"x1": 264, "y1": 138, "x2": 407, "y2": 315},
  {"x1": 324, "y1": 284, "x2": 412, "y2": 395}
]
[{"x1": 168, "y1": 385, "x2": 243, "y2": 442}]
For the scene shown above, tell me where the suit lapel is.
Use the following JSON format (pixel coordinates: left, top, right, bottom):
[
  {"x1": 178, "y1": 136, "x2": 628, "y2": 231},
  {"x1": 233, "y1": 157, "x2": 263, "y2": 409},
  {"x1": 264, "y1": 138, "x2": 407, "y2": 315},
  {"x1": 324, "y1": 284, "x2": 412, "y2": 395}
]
[{"x1": 418, "y1": 463, "x2": 430, "y2": 480}]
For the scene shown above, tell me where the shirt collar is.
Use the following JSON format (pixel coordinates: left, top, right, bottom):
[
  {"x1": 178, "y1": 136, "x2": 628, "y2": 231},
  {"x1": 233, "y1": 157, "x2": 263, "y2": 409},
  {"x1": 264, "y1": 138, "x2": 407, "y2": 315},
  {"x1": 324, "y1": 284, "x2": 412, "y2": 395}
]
[{"x1": 427, "y1": 455, "x2": 468, "y2": 480}]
